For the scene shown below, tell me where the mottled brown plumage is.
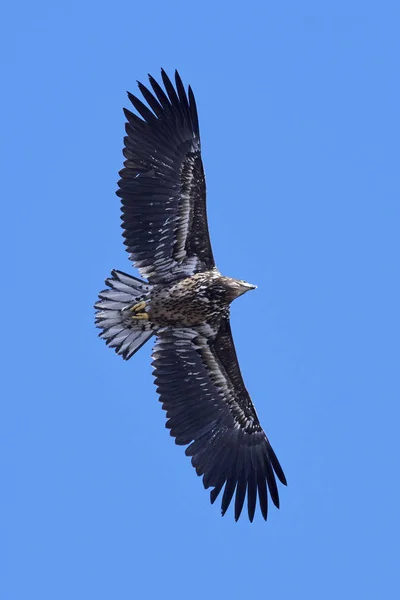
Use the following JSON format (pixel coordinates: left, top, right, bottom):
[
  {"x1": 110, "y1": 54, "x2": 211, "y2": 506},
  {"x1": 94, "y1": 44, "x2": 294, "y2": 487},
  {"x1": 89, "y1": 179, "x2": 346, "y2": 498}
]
[{"x1": 148, "y1": 270, "x2": 255, "y2": 328}]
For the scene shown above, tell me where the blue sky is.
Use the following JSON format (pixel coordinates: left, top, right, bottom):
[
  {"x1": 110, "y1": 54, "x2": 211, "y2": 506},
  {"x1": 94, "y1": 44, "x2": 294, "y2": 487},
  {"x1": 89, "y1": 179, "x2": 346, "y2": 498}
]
[{"x1": 3, "y1": 1, "x2": 400, "y2": 598}]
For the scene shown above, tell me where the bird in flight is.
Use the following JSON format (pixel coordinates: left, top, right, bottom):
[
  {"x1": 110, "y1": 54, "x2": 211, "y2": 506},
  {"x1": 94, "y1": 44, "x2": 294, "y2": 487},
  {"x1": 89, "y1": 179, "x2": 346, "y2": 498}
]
[{"x1": 95, "y1": 69, "x2": 287, "y2": 521}]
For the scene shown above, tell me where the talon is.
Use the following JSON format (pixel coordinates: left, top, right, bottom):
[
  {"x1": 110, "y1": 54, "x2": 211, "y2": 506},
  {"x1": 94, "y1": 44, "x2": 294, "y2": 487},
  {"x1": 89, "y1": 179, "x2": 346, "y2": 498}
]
[
  {"x1": 131, "y1": 301, "x2": 146, "y2": 312},
  {"x1": 130, "y1": 300, "x2": 149, "y2": 320}
]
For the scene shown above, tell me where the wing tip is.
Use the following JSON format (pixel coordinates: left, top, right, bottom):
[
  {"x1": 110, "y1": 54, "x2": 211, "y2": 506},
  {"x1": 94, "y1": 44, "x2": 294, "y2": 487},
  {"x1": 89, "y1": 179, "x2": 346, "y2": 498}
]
[
  {"x1": 204, "y1": 432, "x2": 286, "y2": 522},
  {"x1": 124, "y1": 69, "x2": 199, "y2": 136}
]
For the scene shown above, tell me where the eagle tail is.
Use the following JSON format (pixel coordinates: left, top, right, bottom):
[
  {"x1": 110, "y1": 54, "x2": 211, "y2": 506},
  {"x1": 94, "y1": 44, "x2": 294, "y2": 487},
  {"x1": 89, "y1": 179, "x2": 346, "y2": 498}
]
[{"x1": 94, "y1": 270, "x2": 154, "y2": 360}]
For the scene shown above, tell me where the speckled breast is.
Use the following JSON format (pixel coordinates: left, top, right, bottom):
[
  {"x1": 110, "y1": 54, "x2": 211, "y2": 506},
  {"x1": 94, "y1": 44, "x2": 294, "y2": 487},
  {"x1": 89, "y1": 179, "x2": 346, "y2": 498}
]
[{"x1": 148, "y1": 272, "x2": 224, "y2": 327}]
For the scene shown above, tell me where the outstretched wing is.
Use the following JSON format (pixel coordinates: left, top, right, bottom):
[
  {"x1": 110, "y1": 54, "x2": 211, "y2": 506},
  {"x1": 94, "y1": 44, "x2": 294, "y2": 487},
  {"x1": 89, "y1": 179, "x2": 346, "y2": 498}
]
[
  {"x1": 117, "y1": 69, "x2": 214, "y2": 283},
  {"x1": 152, "y1": 316, "x2": 287, "y2": 521}
]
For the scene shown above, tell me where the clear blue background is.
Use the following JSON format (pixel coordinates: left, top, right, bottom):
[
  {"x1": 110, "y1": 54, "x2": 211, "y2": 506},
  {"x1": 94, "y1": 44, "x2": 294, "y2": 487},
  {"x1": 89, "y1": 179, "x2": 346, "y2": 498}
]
[{"x1": 3, "y1": 1, "x2": 400, "y2": 598}]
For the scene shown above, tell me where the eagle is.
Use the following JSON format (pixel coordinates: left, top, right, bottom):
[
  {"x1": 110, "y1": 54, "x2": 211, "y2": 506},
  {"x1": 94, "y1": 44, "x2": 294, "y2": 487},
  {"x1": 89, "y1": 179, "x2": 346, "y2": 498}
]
[{"x1": 95, "y1": 70, "x2": 287, "y2": 521}]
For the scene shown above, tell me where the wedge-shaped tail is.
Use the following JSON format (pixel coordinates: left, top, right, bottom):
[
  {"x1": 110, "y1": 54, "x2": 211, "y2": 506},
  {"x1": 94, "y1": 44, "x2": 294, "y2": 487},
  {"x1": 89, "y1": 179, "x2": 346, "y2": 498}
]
[{"x1": 95, "y1": 270, "x2": 154, "y2": 360}]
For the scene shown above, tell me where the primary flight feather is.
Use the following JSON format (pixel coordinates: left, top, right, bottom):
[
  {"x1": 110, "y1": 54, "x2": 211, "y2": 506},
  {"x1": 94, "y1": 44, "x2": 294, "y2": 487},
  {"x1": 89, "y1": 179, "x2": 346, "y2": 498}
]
[{"x1": 95, "y1": 69, "x2": 287, "y2": 521}]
